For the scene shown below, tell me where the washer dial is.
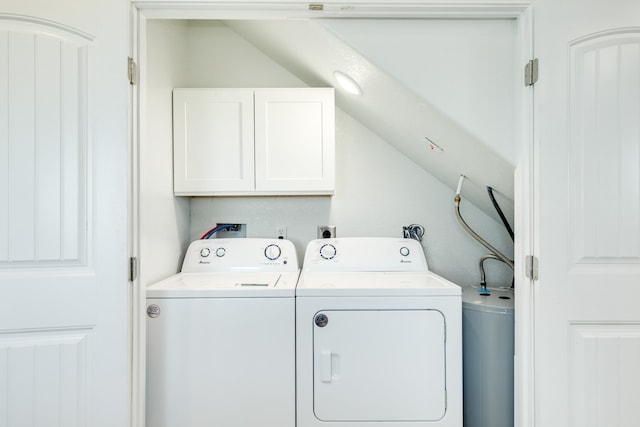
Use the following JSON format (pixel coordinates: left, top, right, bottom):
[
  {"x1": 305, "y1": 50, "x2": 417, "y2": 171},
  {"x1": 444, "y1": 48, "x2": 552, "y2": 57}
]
[
  {"x1": 400, "y1": 246, "x2": 410, "y2": 257},
  {"x1": 199, "y1": 247, "x2": 211, "y2": 258},
  {"x1": 215, "y1": 247, "x2": 226, "y2": 257},
  {"x1": 264, "y1": 244, "x2": 282, "y2": 261}
]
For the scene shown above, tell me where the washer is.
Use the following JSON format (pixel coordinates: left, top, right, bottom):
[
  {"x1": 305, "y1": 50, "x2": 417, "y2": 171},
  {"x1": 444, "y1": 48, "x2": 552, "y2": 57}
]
[
  {"x1": 146, "y1": 238, "x2": 299, "y2": 427},
  {"x1": 296, "y1": 237, "x2": 462, "y2": 427}
]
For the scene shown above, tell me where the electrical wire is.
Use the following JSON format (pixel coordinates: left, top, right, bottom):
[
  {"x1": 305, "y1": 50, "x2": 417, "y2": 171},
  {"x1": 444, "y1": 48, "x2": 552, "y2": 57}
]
[
  {"x1": 200, "y1": 224, "x2": 236, "y2": 239},
  {"x1": 487, "y1": 186, "x2": 514, "y2": 241}
]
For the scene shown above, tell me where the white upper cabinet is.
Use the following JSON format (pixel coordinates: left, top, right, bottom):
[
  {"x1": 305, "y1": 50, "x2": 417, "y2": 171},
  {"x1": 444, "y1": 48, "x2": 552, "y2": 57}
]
[
  {"x1": 173, "y1": 87, "x2": 335, "y2": 196},
  {"x1": 173, "y1": 88, "x2": 255, "y2": 193},
  {"x1": 254, "y1": 88, "x2": 335, "y2": 193}
]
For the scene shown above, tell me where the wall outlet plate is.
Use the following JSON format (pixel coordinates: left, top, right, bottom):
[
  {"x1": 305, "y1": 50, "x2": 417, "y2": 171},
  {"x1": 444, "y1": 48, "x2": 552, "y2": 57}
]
[{"x1": 317, "y1": 225, "x2": 336, "y2": 239}]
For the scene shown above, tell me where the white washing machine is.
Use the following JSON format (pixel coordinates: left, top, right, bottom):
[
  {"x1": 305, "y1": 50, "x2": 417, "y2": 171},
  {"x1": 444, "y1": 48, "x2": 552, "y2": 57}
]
[
  {"x1": 146, "y1": 238, "x2": 299, "y2": 427},
  {"x1": 296, "y1": 237, "x2": 462, "y2": 427}
]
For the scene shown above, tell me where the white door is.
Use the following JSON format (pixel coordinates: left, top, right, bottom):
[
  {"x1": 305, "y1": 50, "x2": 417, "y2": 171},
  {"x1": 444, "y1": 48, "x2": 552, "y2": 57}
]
[
  {"x1": 534, "y1": 1, "x2": 640, "y2": 425},
  {"x1": 0, "y1": 1, "x2": 129, "y2": 426}
]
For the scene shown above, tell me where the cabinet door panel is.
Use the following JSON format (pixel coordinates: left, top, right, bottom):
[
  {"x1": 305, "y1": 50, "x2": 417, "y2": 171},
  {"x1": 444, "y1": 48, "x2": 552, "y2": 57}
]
[
  {"x1": 173, "y1": 89, "x2": 254, "y2": 194},
  {"x1": 255, "y1": 88, "x2": 334, "y2": 193}
]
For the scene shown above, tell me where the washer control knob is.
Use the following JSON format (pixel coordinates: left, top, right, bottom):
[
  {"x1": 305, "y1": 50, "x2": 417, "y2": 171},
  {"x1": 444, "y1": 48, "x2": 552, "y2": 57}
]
[
  {"x1": 319, "y1": 244, "x2": 337, "y2": 260},
  {"x1": 264, "y1": 244, "x2": 282, "y2": 261},
  {"x1": 215, "y1": 247, "x2": 226, "y2": 257},
  {"x1": 200, "y1": 247, "x2": 211, "y2": 258},
  {"x1": 400, "y1": 246, "x2": 410, "y2": 257},
  {"x1": 315, "y1": 313, "x2": 328, "y2": 327}
]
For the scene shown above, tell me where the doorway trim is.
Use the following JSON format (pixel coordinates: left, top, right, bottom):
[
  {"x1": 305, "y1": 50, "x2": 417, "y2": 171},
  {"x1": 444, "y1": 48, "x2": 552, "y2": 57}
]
[{"x1": 129, "y1": 2, "x2": 535, "y2": 427}]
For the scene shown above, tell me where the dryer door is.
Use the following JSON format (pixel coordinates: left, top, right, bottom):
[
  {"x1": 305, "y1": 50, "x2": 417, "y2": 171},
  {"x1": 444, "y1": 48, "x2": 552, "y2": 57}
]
[{"x1": 313, "y1": 309, "x2": 446, "y2": 421}]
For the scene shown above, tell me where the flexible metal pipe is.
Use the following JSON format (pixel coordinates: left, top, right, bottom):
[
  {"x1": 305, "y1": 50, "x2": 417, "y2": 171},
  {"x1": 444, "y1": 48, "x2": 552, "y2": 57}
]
[
  {"x1": 454, "y1": 196, "x2": 514, "y2": 270},
  {"x1": 478, "y1": 253, "x2": 515, "y2": 292},
  {"x1": 479, "y1": 254, "x2": 501, "y2": 287}
]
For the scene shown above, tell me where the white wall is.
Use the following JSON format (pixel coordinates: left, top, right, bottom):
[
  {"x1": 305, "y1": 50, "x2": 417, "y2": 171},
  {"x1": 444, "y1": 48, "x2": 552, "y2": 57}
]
[
  {"x1": 182, "y1": 21, "x2": 514, "y2": 287},
  {"x1": 142, "y1": 20, "x2": 192, "y2": 285},
  {"x1": 322, "y1": 19, "x2": 517, "y2": 165},
  {"x1": 185, "y1": 20, "x2": 308, "y2": 88}
]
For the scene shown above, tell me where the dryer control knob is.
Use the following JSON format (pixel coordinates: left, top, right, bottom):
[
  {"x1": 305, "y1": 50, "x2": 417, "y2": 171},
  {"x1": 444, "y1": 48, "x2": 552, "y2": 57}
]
[
  {"x1": 264, "y1": 244, "x2": 282, "y2": 260},
  {"x1": 400, "y1": 246, "x2": 410, "y2": 257},
  {"x1": 215, "y1": 247, "x2": 226, "y2": 257},
  {"x1": 319, "y1": 244, "x2": 337, "y2": 260}
]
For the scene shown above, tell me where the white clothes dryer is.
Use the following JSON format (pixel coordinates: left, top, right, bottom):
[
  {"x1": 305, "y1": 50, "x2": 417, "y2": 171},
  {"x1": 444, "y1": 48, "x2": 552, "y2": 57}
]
[
  {"x1": 296, "y1": 237, "x2": 462, "y2": 427},
  {"x1": 146, "y1": 238, "x2": 299, "y2": 427}
]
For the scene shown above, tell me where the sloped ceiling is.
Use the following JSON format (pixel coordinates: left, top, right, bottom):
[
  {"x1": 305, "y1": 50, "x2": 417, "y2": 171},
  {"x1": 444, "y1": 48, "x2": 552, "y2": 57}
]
[{"x1": 226, "y1": 19, "x2": 515, "y2": 224}]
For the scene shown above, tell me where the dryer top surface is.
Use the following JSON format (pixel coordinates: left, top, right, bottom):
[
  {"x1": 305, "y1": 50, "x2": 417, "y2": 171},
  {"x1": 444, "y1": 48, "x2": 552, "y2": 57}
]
[{"x1": 296, "y1": 271, "x2": 461, "y2": 297}]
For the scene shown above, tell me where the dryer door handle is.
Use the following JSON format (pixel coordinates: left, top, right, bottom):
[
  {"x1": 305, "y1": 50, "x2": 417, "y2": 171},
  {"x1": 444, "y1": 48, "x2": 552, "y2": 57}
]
[
  {"x1": 321, "y1": 350, "x2": 340, "y2": 382},
  {"x1": 321, "y1": 350, "x2": 332, "y2": 382}
]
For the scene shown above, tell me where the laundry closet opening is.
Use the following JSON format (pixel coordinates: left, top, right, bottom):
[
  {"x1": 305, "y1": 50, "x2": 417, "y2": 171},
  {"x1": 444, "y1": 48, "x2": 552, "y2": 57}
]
[{"x1": 135, "y1": 12, "x2": 521, "y2": 427}]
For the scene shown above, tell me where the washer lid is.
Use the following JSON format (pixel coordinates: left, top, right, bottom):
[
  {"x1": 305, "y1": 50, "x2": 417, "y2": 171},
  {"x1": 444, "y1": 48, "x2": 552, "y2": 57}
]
[
  {"x1": 146, "y1": 271, "x2": 299, "y2": 298},
  {"x1": 296, "y1": 271, "x2": 461, "y2": 297}
]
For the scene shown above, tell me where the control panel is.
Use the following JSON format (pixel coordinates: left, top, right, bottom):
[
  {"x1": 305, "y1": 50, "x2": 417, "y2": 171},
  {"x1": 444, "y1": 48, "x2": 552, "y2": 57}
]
[
  {"x1": 181, "y1": 238, "x2": 299, "y2": 273},
  {"x1": 302, "y1": 237, "x2": 429, "y2": 272}
]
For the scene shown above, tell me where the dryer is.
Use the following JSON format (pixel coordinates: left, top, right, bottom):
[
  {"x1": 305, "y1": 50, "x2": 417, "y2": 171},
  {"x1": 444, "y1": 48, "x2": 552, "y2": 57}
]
[
  {"x1": 296, "y1": 237, "x2": 462, "y2": 427},
  {"x1": 146, "y1": 238, "x2": 299, "y2": 427}
]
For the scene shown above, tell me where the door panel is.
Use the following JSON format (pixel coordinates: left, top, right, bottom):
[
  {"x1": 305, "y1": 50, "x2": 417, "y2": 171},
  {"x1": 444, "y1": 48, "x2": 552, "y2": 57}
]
[
  {"x1": 0, "y1": 329, "x2": 90, "y2": 427},
  {"x1": 0, "y1": 2, "x2": 128, "y2": 426},
  {"x1": 568, "y1": 30, "x2": 640, "y2": 266},
  {"x1": 1, "y1": 19, "x2": 87, "y2": 266},
  {"x1": 534, "y1": 1, "x2": 640, "y2": 425}
]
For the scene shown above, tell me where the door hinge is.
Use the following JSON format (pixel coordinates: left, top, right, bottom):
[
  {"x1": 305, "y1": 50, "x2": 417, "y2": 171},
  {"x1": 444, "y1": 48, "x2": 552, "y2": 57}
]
[
  {"x1": 525, "y1": 255, "x2": 538, "y2": 281},
  {"x1": 524, "y1": 58, "x2": 538, "y2": 86},
  {"x1": 128, "y1": 57, "x2": 137, "y2": 85},
  {"x1": 129, "y1": 256, "x2": 138, "y2": 282}
]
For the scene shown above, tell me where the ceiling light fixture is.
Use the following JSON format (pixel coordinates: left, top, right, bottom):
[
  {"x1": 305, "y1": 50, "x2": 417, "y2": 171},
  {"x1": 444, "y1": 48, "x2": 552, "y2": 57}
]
[{"x1": 334, "y1": 71, "x2": 362, "y2": 96}]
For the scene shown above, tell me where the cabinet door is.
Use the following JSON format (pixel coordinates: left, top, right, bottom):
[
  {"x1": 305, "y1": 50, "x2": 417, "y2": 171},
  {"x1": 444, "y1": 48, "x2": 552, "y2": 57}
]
[
  {"x1": 173, "y1": 88, "x2": 254, "y2": 194},
  {"x1": 254, "y1": 88, "x2": 335, "y2": 194}
]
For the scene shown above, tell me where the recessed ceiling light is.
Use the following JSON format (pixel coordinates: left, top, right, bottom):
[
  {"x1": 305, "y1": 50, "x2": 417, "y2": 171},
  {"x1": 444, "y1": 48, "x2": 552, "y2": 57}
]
[{"x1": 334, "y1": 71, "x2": 362, "y2": 96}]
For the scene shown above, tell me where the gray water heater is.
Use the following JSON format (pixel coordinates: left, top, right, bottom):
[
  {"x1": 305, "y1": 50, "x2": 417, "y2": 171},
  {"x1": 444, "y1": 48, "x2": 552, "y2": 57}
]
[{"x1": 462, "y1": 287, "x2": 514, "y2": 427}]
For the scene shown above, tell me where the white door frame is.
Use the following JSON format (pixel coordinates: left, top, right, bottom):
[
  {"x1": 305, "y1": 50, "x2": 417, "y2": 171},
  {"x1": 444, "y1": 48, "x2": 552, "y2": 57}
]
[{"x1": 129, "y1": 2, "x2": 535, "y2": 427}]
